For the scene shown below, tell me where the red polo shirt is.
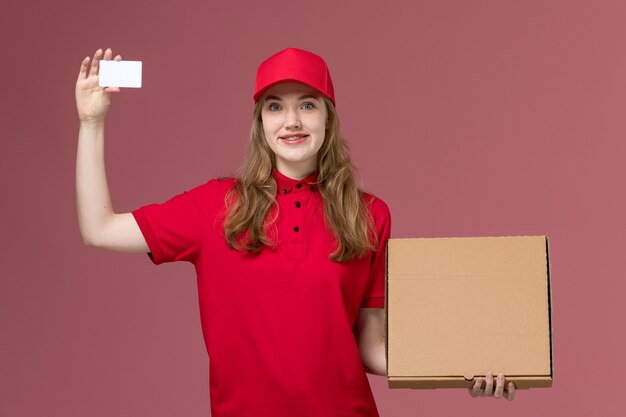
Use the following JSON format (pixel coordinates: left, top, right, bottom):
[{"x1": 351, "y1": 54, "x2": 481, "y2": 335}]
[{"x1": 131, "y1": 168, "x2": 391, "y2": 417}]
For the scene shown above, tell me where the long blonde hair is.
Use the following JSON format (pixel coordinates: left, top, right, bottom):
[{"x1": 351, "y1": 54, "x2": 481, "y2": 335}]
[{"x1": 224, "y1": 96, "x2": 377, "y2": 262}]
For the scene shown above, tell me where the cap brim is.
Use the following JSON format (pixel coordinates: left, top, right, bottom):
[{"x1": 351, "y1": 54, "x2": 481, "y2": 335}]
[{"x1": 254, "y1": 79, "x2": 335, "y2": 105}]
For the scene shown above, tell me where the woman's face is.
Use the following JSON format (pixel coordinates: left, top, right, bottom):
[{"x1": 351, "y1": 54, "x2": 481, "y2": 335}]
[{"x1": 260, "y1": 81, "x2": 328, "y2": 179}]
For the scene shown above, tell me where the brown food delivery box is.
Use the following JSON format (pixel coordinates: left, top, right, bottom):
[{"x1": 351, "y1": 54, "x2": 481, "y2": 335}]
[{"x1": 385, "y1": 235, "x2": 553, "y2": 389}]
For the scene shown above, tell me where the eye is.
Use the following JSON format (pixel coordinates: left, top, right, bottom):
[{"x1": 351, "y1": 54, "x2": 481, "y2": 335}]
[
  {"x1": 268, "y1": 103, "x2": 281, "y2": 111},
  {"x1": 302, "y1": 102, "x2": 315, "y2": 110}
]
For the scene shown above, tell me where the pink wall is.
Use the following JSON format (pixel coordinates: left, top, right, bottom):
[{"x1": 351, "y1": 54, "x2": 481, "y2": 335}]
[{"x1": 1, "y1": 0, "x2": 624, "y2": 415}]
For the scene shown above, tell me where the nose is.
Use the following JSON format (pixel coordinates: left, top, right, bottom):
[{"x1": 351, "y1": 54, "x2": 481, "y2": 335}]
[{"x1": 284, "y1": 108, "x2": 301, "y2": 129}]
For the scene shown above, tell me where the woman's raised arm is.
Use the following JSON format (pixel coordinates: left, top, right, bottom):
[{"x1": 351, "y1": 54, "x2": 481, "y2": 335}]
[{"x1": 75, "y1": 48, "x2": 148, "y2": 253}]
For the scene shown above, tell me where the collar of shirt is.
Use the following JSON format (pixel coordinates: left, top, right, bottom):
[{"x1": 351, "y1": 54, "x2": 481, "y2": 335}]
[{"x1": 273, "y1": 168, "x2": 319, "y2": 195}]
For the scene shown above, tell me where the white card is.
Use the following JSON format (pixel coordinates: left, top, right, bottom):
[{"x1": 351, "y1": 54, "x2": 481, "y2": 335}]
[{"x1": 99, "y1": 60, "x2": 142, "y2": 88}]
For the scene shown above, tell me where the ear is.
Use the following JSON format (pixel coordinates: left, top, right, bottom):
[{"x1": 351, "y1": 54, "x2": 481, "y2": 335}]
[{"x1": 323, "y1": 98, "x2": 332, "y2": 129}]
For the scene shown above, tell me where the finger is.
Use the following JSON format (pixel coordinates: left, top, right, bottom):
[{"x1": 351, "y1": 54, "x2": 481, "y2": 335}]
[
  {"x1": 469, "y1": 378, "x2": 483, "y2": 398},
  {"x1": 103, "y1": 86, "x2": 120, "y2": 93},
  {"x1": 88, "y1": 48, "x2": 103, "y2": 77},
  {"x1": 103, "y1": 47, "x2": 113, "y2": 60},
  {"x1": 483, "y1": 372, "x2": 493, "y2": 396},
  {"x1": 114, "y1": 54, "x2": 122, "y2": 61},
  {"x1": 78, "y1": 56, "x2": 90, "y2": 80},
  {"x1": 494, "y1": 374, "x2": 504, "y2": 398},
  {"x1": 506, "y1": 382, "x2": 516, "y2": 401}
]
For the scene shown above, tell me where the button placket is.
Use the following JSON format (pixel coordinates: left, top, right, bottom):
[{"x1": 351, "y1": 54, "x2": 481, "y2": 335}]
[
  {"x1": 291, "y1": 198, "x2": 303, "y2": 242},
  {"x1": 289, "y1": 185, "x2": 311, "y2": 244}
]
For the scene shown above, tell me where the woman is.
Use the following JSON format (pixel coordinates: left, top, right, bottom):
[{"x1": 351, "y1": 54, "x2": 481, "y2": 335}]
[{"x1": 75, "y1": 47, "x2": 514, "y2": 417}]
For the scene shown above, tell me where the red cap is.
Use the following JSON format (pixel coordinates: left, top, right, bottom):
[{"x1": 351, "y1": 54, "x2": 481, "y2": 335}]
[{"x1": 254, "y1": 48, "x2": 335, "y2": 105}]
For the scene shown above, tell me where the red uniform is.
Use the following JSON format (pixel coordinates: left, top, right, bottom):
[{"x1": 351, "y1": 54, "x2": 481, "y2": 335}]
[{"x1": 131, "y1": 168, "x2": 391, "y2": 417}]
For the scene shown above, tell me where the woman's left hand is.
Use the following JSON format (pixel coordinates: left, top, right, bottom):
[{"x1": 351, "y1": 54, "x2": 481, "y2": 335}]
[{"x1": 468, "y1": 372, "x2": 515, "y2": 400}]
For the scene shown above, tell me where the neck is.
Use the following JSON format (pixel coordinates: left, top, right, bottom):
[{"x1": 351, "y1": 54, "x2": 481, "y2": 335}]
[{"x1": 275, "y1": 161, "x2": 317, "y2": 180}]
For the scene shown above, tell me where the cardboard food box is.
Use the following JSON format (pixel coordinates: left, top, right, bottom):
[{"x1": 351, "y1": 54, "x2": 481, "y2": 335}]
[{"x1": 385, "y1": 235, "x2": 553, "y2": 389}]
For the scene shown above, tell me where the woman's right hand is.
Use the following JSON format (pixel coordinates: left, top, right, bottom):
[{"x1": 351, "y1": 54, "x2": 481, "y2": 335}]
[{"x1": 75, "y1": 48, "x2": 122, "y2": 124}]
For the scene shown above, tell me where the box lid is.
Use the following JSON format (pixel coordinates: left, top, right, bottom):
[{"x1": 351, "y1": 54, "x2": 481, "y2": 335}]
[{"x1": 386, "y1": 236, "x2": 553, "y2": 389}]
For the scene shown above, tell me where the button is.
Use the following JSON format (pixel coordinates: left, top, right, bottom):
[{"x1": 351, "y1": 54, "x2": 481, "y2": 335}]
[
  {"x1": 310, "y1": 185, "x2": 315, "y2": 191},
  {"x1": 294, "y1": 226, "x2": 300, "y2": 232},
  {"x1": 295, "y1": 201, "x2": 301, "y2": 208},
  {"x1": 296, "y1": 183, "x2": 302, "y2": 189},
  {"x1": 282, "y1": 188, "x2": 288, "y2": 194}
]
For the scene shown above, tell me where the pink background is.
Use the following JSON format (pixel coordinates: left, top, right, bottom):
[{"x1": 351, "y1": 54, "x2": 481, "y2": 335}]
[{"x1": 1, "y1": 0, "x2": 624, "y2": 415}]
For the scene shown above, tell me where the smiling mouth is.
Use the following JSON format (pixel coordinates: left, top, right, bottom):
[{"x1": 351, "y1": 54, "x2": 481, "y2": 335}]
[{"x1": 280, "y1": 135, "x2": 309, "y2": 141}]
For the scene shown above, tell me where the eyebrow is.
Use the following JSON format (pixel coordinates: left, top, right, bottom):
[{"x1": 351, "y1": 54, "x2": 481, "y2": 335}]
[{"x1": 265, "y1": 95, "x2": 319, "y2": 101}]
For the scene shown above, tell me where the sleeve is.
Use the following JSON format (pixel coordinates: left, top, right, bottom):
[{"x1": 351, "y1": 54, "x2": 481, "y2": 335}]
[
  {"x1": 360, "y1": 197, "x2": 391, "y2": 308},
  {"x1": 131, "y1": 180, "x2": 217, "y2": 265}
]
